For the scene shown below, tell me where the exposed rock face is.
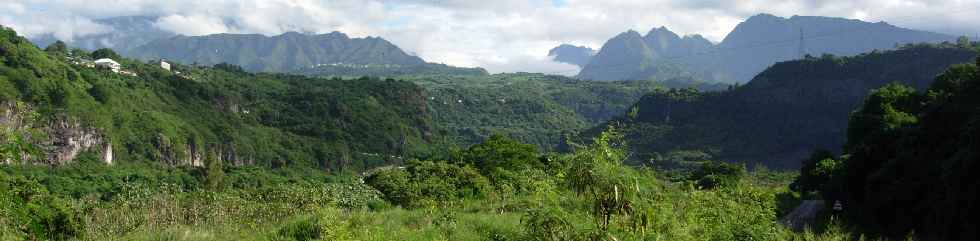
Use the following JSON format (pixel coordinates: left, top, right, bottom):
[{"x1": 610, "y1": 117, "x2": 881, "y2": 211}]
[
  {"x1": 44, "y1": 118, "x2": 113, "y2": 165},
  {"x1": 1, "y1": 102, "x2": 113, "y2": 165}
]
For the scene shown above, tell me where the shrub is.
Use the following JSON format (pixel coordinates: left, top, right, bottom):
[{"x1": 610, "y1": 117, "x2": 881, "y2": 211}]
[
  {"x1": 689, "y1": 161, "x2": 745, "y2": 189},
  {"x1": 364, "y1": 160, "x2": 491, "y2": 208}
]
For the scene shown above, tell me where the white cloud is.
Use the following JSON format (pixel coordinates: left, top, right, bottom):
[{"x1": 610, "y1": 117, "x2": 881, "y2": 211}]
[
  {"x1": 155, "y1": 14, "x2": 229, "y2": 36},
  {"x1": 2, "y1": 0, "x2": 979, "y2": 73}
]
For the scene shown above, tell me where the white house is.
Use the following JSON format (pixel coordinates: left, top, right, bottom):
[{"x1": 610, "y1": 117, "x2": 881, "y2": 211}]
[
  {"x1": 94, "y1": 58, "x2": 121, "y2": 73},
  {"x1": 159, "y1": 59, "x2": 171, "y2": 72}
]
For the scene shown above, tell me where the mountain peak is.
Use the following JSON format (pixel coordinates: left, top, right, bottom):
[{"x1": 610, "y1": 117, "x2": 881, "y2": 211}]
[
  {"x1": 615, "y1": 30, "x2": 644, "y2": 40},
  {"x1": 320, "y1": 31, "x2": 350, "y2": 40},
  {"x1": 747, "y1": 13, "x2": 782, "y2": 21},
  {"x1": 649, "y1": 26, "x2": 671, "y2": 32},
  {"x1": 645, "y1": 26, "x2": 681, "y2": 41}
]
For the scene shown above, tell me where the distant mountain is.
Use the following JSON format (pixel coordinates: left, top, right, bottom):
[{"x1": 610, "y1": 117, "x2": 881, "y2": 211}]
[
  {"x1": 128, "y1": 31, "x2": 434, "y2": 73},
  {"x1": 30, "y1": 16, "x2": 175, "y2": 54},
  {"x1": 585, "y1": 43, "x2": 978, "y2": 169},
  {"x1": 548, "y1": 44, "x2": 595, "y2": 67},
  {"x1": 30, "y1": 16, "x2": 484, "y2": 76},
  {"x1": 576, "y1": 14, "x2": 957, "y2": 83},
  {"x1": 715, "y1": 13, "x2": 957, "y2": 82},
  {"x1": 642, "y1": 27, "x2": 714, "y2": 62},
  {"x1": 577, "y1": 28, "x2": 716, "y2": 82},
  {"x1": 577, "y1": 30, "x2": 653, "y2": 80}
]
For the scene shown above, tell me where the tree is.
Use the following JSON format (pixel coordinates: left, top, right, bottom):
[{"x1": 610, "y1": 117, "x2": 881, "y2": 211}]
[
  {"x1": 90, "y1": 48, "x2": 120, "y2": 60},
  {"x1": 203, "y1": 150, "x2": 224, "y2": 190},
  {"x1": 791, "y1": 149, "x2": 843, "y2": 200},
  {"x1": 0, "y1": 102, "x2": 41, "y2": 164},
  {"x1": 957, "y1": 36, "x2": 971, "y2": 48},
  {"x1": 689, "y1": 161, "x2": 745, "y2": 189},
  {"x1": 69, "y1": 48, "x2": 88, "y2": 58},
  {"x1": 43, "y1": 41, "x2": 68, "y2": 56},
  {"x1": 458, "y1": 134, "x2": 540, "y2": 174}
]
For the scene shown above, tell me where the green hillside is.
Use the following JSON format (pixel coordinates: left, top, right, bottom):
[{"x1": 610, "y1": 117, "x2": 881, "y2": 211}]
[
  {"x1": 1, "y1": 26, "x2": 437, "y2": 170},
  {"x1": 593, "y1": 43, "x2": 978, "y2": 169},
  {"x1": 399, "y1": 73, "x2": 726, "y2": 150}
]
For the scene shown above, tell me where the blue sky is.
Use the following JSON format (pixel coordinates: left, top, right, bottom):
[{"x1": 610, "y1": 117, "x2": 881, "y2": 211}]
[{"x1": 2, "y1": 0, "x2": 979, "y2": 74}]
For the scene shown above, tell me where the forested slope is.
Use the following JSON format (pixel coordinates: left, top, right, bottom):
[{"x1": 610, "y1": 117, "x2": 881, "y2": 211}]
[
  {"x1": 595, "y1": 43, "x2": 978, "y2": 169},
  {"x1": 403, "y1": 73, "x2": 726, "y2": 150},
  {"x1": 1, "y1": 26, "x2": 437, "y2": 169},
  {"x1": 794, "y1": 58, "x2": 980, "y2": 241}
]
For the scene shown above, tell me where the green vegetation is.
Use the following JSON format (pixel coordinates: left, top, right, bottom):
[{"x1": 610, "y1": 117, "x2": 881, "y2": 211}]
[
  {"x1": 2, "y1": 23, "x2": 978, "y2": 241},
  {"x1": 395, "y1": 73, "x2": 726, "y2": 150},
  {"x1": 4, "y1": 127, "x2": 874, "y2": 241},
  {"x1": 599, "y1": 43, "x2": 979, "y2": 169},
  {"x1": 793, "y1": 58, "x2": 980, "y2": 240},
  {"x1": 1, "y1": 25, "x2": 437, "y2": 169}
]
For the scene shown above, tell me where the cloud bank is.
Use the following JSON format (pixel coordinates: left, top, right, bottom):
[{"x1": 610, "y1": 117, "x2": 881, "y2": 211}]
[{"x1": 2, "y1": 0, "x2": 979, "y2": 74}]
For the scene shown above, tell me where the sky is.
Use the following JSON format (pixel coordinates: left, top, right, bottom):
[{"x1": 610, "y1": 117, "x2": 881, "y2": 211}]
[{"x1": 2, "y1": 0, "x2": 980, "y2": 74}]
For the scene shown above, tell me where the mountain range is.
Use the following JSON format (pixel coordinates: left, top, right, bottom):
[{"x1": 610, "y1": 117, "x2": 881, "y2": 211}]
[
  {"x1": 129, "y1": 31, "x2": 431, "y2": 73},
  {"x1": 563, "y1": 14, "x2": 958, "y2": 83},
  {"x1": 29, "y1": 16, "x2": 485, "y2": 76},
  {"x1": 31, "y1": 16, "x2": 174, "y2": 55}
]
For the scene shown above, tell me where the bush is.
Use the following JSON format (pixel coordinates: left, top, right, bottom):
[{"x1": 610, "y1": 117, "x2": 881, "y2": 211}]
[
  {"x1": 364, "y1": 160, "x2": 491, "y2": 208},
  {"x1": 0, "y1": 174, "x2": 85, "y2": 241},
  {"x1": 689, "y1": 161, "x2": 745, "y2": 189},
  {"x1": 521, "y1": 207, "x2": 573, "y2": 241}
]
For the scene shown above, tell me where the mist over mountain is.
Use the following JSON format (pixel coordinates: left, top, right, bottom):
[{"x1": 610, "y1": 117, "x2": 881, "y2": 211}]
[
  {"x1": 571, "y1": 14, "x2": 957, "y2": 83},
  {"x1": 548, "y1": 44, "x2": 595, "y2": 67},
  {"x1": 30, "y1": 16, "x2": 175, "y2": 54}
]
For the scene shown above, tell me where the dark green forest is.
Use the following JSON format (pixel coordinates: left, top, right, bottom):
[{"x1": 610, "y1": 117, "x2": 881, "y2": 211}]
[
  {"x1": 793, "y1": 58, "x2": 980, "y2": 240},
  {"x1": 597, "y1": 44, "x2": 979, "y2": 169}
]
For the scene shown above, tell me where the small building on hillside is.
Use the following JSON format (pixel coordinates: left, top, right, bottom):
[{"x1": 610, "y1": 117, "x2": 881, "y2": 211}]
[
  {"x1": 159, "y1": 59, "x2": 171, "y2": 72},
  {"x1": 94, "y1": 58, "x2": 121, "y2": 73}
]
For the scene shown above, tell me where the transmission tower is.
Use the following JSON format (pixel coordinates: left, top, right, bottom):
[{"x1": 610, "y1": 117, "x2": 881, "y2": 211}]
[{"x1": 798, "y1": 28, "x2": 806, "y2": 59}]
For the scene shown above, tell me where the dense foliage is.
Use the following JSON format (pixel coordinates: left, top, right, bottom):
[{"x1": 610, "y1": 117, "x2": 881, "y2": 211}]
[
  {"x1": 0, "y1": 126, "x2": 901, "y2": 241},
  {"x1": 598, "y1": 43, "x2": 979, "y2": 169},
  {"x1": 397, "y1": 73, "x2": 725, "y2": 150},
  {"x1": 1, "y1": 25, "x2": 437, "y2": 169},
  {"x1": 796, "y1": 58, "x2": 980, "y2": 240}
]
